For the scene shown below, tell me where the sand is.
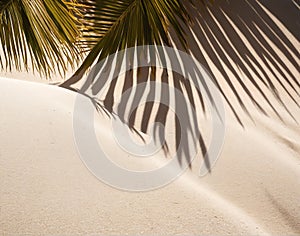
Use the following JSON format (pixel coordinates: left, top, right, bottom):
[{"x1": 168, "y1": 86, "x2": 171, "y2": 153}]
[{"x1": 0, "y1": 0, "x2": 299, "y2": 235}]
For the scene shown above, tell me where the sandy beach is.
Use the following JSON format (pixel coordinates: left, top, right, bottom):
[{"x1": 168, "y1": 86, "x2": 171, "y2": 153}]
[{"x1": 0, "y1": 0, "x2": 299, "y2": 235}]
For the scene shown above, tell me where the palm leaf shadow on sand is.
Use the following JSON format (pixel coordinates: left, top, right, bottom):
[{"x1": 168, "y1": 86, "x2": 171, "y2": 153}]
[{"x1": 76, "y1": 0, "x2": 300, "y2": 172}]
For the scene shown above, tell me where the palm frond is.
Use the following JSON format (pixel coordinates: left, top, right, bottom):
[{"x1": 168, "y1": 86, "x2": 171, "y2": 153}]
[
  {"x1": 0, "y1": 0, "x2": 82, "y2": 77},
  {"x1": 62, "y1": 0, "x2": 191, "y2": 85}
]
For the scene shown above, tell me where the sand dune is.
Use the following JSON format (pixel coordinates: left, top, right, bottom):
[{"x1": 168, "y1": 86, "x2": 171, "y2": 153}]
[{"x1": 0, "y1": 76, "x2": 299, "y2": 235}]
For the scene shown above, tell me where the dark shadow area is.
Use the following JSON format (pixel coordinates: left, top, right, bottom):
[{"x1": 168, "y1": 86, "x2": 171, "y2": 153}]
[
  {"x1": 181, "y1": 0, "x2": 299, "y2": 124},
  {"x1": 76, "y1": 0, "x2": 300, "y2": 171}
]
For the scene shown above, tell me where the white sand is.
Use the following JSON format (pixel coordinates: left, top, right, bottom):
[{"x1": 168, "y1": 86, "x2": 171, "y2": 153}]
[
  {"x1": 0, "y1": 77, "x2": 299, "y2": 235},
  {"x1": 1, "y1": 0, "x2": 299, "y2": 235}
]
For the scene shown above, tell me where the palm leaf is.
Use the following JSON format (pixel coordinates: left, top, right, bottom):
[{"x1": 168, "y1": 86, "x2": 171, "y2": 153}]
[
  {"x1": 0, "y1": 0, "x2": 82, "y2": 77},
  {"x1": 60, "y1": 0, "x2": 191, "y2": 86}
]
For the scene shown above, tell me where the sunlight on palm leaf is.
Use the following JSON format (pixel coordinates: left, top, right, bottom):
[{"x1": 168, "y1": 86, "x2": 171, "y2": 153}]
[{"x1": 60, "y1": 0, "x2": 192, "y2": 87}]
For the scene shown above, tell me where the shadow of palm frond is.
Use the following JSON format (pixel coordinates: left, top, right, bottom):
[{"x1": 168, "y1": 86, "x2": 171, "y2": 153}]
[
  {"x1": 79, "y1": 0, "x2": 299, "y2": 172},
  {"x1": 79, "y1": 44, "x2": 211, "y2": 170}
]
